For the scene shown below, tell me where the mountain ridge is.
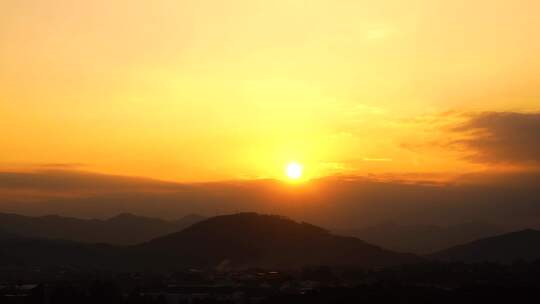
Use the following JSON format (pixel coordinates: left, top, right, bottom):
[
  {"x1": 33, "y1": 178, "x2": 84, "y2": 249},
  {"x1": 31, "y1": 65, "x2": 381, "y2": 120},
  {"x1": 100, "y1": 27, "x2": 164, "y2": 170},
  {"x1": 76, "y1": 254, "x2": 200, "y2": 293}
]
[
  {"x1": 0, "y1": 213, "x2": 423, "y2": 270},
  {"x1": 0, "y1": 212, "x2": 205, "y2": 244},
  {"x1": 430, "y1": 229, "x2": 540, "y2": 263}
]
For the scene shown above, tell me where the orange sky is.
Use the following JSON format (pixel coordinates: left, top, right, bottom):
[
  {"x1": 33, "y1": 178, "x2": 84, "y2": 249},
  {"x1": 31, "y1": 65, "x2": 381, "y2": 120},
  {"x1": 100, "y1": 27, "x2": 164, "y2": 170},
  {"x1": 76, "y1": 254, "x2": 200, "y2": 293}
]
[{"x1": 1, "y1": 0, "x2": 540, "y2": 182}]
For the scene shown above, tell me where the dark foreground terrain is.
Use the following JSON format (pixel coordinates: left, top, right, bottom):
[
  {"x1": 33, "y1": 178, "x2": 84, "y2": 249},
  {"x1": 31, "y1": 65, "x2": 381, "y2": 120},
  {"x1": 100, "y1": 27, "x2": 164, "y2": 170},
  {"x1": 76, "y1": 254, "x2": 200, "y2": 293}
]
[{"x1": 2, "y1": 261, "x2": 540, "y2": 304}]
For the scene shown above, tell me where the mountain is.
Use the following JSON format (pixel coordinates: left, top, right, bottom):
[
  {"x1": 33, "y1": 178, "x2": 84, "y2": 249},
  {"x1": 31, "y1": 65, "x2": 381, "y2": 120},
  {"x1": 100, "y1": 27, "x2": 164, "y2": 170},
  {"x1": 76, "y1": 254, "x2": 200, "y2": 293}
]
[
  {"x1": 430, "y1": 229, "x2": 540, "y2": 263},
  {"x1": 0, "y1": 213, "x2": 421, "y2": 270},
  {"x1": 0, "y1": 212, "x2": 205, "y2": 244},
  {"x1": 135, "y1": 213, "x2": 421, "y2": 269},
  {"x1": 343, "y1": 221, "x2": 505, "y2": 254}
]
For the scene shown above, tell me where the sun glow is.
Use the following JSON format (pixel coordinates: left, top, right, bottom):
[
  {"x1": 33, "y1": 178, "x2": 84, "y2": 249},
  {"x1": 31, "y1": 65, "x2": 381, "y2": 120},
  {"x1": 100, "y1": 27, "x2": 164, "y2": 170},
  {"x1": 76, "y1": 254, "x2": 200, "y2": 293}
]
[{"x1": 285, "y1": 162, "x2": 303, "y2": 180}]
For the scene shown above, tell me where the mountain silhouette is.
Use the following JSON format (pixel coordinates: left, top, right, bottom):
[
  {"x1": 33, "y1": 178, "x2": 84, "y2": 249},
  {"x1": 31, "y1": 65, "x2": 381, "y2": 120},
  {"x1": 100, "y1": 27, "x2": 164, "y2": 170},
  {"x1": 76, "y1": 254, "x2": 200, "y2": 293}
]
[
  {"x1": 0, "y1": 213, "x2": 421, "y2": 270},
  {"x1": 0, "y1": 212, "x2": 205, "y2": 244},
  {"x1": 135, "y1": 213, "x2": 421, "y2": 269},
  {"x1": 430, "y1": 229, "x2": 540, "y2": 263}
]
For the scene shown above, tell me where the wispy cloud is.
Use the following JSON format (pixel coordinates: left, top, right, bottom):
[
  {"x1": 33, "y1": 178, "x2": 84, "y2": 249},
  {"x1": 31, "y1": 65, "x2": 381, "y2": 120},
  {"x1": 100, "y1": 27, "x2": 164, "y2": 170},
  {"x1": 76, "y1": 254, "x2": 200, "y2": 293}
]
[
  {"x1": 39, "y1": 163, "x2": 86, "y2": 169},
  {"x1": 362, "y1": 158, "x2": 393, "y2": 162}
]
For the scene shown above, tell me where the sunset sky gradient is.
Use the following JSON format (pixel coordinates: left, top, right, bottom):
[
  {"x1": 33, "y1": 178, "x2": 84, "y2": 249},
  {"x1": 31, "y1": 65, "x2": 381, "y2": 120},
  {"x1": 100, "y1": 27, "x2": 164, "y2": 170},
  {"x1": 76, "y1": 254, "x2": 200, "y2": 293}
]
[{"x1": 2, "y1": 0, "x2": 540, "y2": 182}]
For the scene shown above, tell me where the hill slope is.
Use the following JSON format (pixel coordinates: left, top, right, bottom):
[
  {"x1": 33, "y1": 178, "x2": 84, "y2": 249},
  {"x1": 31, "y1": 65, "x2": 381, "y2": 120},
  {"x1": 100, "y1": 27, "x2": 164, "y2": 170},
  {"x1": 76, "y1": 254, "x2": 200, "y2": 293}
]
[
  {"x1": 0, "y1": 237, "x2": 117, "y2": 267},
  {"x1": 136, "y1": 213, "x2": 420, "y2": 268},
  {"x1": 344, "y1": 222, "x2": 505, "y2": 254},
  {"x1": 430, "y1": 229, "x2": 540, "y2": 263}
]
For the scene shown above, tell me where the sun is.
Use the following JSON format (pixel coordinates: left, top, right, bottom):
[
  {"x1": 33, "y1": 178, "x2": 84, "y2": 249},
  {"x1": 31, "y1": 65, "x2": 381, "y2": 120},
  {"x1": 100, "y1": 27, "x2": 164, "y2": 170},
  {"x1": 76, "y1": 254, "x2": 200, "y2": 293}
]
[{"x1": 285, "y1": 162, "x2": 303, "y2": 180}]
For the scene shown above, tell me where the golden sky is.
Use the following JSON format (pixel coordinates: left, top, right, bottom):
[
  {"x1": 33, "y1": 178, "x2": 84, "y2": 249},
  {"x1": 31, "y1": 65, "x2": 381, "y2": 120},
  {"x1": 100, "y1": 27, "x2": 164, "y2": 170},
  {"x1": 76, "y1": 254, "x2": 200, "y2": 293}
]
[{"x1": 1, "y1": 0, "x2": 540, "y2": 182}]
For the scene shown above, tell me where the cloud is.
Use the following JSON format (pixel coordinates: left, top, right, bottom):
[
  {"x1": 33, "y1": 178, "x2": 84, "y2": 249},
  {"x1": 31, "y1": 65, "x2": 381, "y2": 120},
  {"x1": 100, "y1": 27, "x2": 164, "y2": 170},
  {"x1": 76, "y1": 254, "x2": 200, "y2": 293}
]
[
  {"x1": 362, "y1": 158, "x2": 393, "y2": 162},
  {"x1": 453, "y1": 112, "x2": 540, "y2": 165}
]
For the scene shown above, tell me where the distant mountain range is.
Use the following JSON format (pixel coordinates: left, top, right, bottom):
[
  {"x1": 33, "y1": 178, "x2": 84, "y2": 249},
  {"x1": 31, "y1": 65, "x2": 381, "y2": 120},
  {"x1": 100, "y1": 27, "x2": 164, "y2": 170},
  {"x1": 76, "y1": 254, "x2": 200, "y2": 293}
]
[
  {"x1": 2, "y1": 211, "x2": 512, "y2": 255},
  {"x1": 343, "y1": 221, "x2": 506, "y2": 254},
  {"x1": 430, "y1": 229, "x2": 540, "y2": 263},
  {"x1": 0, "y1": 212, "x2": 205, "y2": 244},
  {"x1": 0, "y1": 213, "x2": 420, "y2": 270},
  {"x1": 2, "y1": 212, "x2": 540, "y2": 270}
]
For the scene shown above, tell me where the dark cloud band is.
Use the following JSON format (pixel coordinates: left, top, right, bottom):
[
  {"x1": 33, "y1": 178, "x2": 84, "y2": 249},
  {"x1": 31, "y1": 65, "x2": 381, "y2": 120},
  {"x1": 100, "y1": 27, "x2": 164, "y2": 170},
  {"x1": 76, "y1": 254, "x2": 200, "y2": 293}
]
[{"x1": 454, "y1": 111, "x2": 540, "y2": 165}]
